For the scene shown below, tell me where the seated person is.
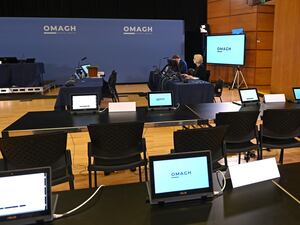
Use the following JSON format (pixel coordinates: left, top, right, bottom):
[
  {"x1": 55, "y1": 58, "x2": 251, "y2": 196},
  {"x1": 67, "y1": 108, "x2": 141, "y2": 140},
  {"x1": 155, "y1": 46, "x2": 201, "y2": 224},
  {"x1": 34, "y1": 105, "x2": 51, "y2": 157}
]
[
  {"x1": 183, "y1": 54, "x2": 207, "y2": 81},
  {"x1": 171, "y1": 54, "x2": 188, "y2": 74}
]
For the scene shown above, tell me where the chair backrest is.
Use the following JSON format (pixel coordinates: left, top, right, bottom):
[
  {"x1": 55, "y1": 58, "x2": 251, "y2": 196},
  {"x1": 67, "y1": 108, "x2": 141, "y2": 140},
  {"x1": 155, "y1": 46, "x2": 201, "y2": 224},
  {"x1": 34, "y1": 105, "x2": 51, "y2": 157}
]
[
  {"x1": 214, "y1": 79, "x2": 224, "y2": 97},
  {"x1": 87, "y1": 121, "x2": 145, "y2": 159},
  {"x1": 108, "y1": 70, "x2": 117, "y2": 90},
  {"x1": 0, "y1": 132, "x2": 73, "y2": 186},
  {"x1": 264, "y1": 94, "x2": 286, "y2": 103},
  {"x1": 262, "y1": 108, "x2": 300, "y2": 138},
  {"x1": 173, "y1": 126, "x2": 227, "y2": 164},
  {"x1": 204, "y1": 70, "x2": 210, "y2": 82},
  {"x1": 216, "y1": 110, "x2": 260, "y2": 143}
]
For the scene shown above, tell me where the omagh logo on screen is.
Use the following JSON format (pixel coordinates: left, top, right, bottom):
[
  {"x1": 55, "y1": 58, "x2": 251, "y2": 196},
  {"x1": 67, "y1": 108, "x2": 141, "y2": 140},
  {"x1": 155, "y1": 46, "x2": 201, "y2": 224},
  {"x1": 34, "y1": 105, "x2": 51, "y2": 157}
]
[
  {"x1": 43, "y1": 25, "x2": 77, "y2": 35},
  {"x1": 217, "y1": 46, "x2": 231, "y2": 53},
  {"x1": 123, "y1": 26, "x2": 153, "y2": 35}
]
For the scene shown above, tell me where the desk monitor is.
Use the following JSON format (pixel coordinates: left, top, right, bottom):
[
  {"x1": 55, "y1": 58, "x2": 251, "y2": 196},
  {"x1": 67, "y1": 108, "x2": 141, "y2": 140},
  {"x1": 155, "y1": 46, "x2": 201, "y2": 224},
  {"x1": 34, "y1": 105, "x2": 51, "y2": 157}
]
[
  {"x1": 81, "y1": 64, "x2": 91, "y2": 77},
  {"x1": 70, "y1": 93, "x2": 99, "y2": 113},
  {"x1": 147, "y1": 151, "x2": 214, "y2": 204},
  {"x1": 0, "y1": 167, "x2": 54, "y2": 225},
  {"x1": 292, "y1": 87, "x2": 300, "y2": 102},
  {"x1": 239, "y1": 88, "x2": 260, "y2": 104},
  {"x1": 147, "y1": 91, "x2": 174, "y2": 110}
]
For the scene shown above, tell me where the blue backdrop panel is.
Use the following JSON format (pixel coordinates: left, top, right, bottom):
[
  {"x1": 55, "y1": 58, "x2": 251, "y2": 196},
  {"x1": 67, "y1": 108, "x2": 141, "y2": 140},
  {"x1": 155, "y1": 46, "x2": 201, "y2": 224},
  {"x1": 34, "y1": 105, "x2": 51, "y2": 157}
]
[{"x1": 0, "y1": 17, "x2": 184, "y2": 84}]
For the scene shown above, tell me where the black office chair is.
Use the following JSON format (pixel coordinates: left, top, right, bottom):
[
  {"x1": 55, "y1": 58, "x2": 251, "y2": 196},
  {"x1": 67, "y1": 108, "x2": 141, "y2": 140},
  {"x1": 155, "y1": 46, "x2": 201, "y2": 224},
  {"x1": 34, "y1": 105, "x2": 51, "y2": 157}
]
[
  {"x1": 203, "y1": 70, "x2": 211, "y2": 82},
  {"x1": 173, "y1": 126, "x2": 228, "y2": 171},
  {"x1": 0, "y1": 132, "x2": 74, "y2": 189},
  {"x1": 87, "y1": 121, "x2": 148, "y2": 188},
  {"x1": 260, "y1": 108, "x2": 300, "y2": 164},
  {"x1": 214, "y1": 79, "x2": 224, "y2": 102},
  {"x1": 102, "y1": 70, "x2": 119, "y2": 102},
  {"x1": 216, "y1": 110, "x2": 261, "y2": 164}
]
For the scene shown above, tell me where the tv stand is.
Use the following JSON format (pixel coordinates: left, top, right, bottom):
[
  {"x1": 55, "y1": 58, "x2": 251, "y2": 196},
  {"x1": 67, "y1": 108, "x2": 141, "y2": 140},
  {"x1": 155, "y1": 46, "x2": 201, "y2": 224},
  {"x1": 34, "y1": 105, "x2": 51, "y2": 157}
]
[{"x1": 230, "y1": 66, "x2": 248, "y2": 89}]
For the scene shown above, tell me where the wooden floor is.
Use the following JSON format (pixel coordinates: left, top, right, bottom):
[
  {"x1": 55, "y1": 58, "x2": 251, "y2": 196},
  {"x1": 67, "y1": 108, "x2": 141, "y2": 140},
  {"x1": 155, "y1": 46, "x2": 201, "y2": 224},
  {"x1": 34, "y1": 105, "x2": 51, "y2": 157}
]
[{"x1": 0, "y1": 84, "x2": 299, "y2": 192}]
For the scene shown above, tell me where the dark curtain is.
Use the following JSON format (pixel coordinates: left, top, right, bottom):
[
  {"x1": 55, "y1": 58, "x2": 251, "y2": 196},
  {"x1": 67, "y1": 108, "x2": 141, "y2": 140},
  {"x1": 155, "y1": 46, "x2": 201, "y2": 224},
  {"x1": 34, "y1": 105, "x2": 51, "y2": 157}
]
[{"x1": 0, "y1": 0, "x2": 207, "y2": 68}]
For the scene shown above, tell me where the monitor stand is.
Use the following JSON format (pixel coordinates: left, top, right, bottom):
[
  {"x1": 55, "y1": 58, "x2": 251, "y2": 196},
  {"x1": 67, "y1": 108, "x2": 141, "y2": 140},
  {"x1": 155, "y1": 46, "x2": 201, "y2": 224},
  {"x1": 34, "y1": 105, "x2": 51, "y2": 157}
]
[{"x1": 230, "y1": 66, "x2": 248, "y2": 89}]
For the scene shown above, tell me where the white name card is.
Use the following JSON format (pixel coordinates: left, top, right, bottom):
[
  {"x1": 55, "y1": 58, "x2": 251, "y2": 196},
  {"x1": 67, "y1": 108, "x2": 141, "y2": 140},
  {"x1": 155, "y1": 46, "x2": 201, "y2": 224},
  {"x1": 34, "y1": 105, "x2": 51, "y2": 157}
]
[
  {"x1": 264, "y1": 94, "x2": 286, "y2": 103},
  {"x1": 108, "y1": 102, "x2": 136, "y2": 112},
  {"x1": 229, "y1": 157, "x2": 280, "y2": 188}
]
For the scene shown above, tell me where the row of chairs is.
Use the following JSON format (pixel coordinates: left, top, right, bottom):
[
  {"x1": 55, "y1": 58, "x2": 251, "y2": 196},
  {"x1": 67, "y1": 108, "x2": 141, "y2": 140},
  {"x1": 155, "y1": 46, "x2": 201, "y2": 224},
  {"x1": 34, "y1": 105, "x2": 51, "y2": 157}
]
[
  {"x1": 0, "y1": 108, "x2": 300, "y2": 189},
  {"x1": 175, "y1": 108, "x2": 300, "y2": 169}
]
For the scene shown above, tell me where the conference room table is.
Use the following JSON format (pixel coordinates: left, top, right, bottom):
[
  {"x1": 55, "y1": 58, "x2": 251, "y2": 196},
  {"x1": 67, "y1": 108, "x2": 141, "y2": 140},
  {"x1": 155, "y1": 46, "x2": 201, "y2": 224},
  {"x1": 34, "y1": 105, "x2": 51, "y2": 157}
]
[
  {"x1": 54, "y1": 78, "x2": 103, "y2": 111},
  {"x1": 164, "y1": 79, "x2": 214, "y2": 105},
  {"x1": 3, "y1": 102, "x2": 300, "y2": 138},
  {"x1": 187, "y1": 101, "x2": 300, "y2": 121},
  {"x1": 150, "y1": 72, "x2": 214, "y2": 104},
  {"x1": 52, "y1": 163, "x2": 300, "y2": 225},
  {"x1": 0, "y1": 63, "x2": 44, "y2": 87},
  {"x1": 1, "y1": 105, "x2": 200, "y2": 138}
]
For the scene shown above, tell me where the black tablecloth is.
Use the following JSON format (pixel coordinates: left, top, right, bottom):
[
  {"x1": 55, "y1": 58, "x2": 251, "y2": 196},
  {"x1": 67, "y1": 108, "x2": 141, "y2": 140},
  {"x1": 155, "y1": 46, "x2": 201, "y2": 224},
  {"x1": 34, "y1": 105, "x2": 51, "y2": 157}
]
[
  {"x1": 54, "y1": 78, "x2": 103, "y2": 111},
  {"x1": 0, "y1": 63, "x2": 44, "y2": 87},
  {"x1": 149, "y1": 72, "x2": 214, "y2": 105},
  {"x1": 165, "y1": 79, "x2": 214, "y2": 105}
]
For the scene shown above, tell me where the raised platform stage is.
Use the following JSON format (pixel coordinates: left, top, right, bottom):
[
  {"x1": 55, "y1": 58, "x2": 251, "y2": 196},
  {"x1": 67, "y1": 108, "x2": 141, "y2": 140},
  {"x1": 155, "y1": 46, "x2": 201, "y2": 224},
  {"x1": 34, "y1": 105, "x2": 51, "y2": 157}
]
[{"x1": 0, "y1": 80, "x2": 56, "y2": 94}]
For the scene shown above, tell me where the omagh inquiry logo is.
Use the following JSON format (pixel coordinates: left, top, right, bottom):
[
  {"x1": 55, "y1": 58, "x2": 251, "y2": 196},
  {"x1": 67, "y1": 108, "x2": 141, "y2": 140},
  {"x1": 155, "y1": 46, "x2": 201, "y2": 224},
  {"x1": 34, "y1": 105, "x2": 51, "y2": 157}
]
[
  {"x1": 43, "y1": 25, "x2": 77, "y2": 35},
  {"x1": 123, "y1": 26, "x2": 153, "y2": 35}
]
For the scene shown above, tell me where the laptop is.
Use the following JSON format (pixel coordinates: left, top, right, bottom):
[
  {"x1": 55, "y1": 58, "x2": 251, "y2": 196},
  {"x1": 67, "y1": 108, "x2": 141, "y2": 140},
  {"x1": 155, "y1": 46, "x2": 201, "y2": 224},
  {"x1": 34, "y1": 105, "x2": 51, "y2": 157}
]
[
  {"x1": 147, "y1": 151, "x2": 214, "y2": 204},
  {"x1": 70, "y1": 93, "x2": 99, "y2": 114},
  {"x1": 292, "y1": 87, "x2": 300, "y2": 103},
  {"x1": 238, "y1": 88, "x2": 260, "y2": 105},
  {"x1": 147, "y1": 91, "x2": 175, "y2": 110},
  {"x1": 0, "y1": 167, "x2": 57, "y2": 225}
]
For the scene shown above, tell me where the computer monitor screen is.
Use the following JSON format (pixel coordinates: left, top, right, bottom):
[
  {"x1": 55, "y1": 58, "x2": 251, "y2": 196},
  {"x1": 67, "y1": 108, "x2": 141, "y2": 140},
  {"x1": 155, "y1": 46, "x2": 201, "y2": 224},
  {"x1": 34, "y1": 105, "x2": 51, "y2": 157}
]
[
  {"x1": 206, "y1": 34, "x2": 246, "y2": 66},
  {"x1": 71, "y1": 94, "x2": 98, "y2": 112},
  {"x1": 293, "y1": 87, "x2": 300, "y2": 100},
  {"x1": 239, "y1": 88, "x2": 259, "y2": 104},
  {"x1": 0, "y1": 167, "x2": 52, "y2": 224},
  {"x1": 81, "y1": 64, "x2": 91, "y2": 75},
  {"x1": 147, "y1": 92, "x2": 174, "y2": 108},
  {"x1": 148, "y1": 151, "x2": 213, "y2": 204}
]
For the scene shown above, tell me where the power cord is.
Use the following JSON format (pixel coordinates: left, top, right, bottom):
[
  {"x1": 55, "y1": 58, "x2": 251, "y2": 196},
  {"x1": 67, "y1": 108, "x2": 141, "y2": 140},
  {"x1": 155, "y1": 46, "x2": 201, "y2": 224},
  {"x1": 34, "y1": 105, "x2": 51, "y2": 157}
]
[
  {"x1": 53, "y1": 185, "x2": 104, "y2": 219},
  {"x1": 98, "y1": 107, "x2": 108, "y2": 113},
  {"x1": 213, "y1": 170, "x2": 226, "y2": 196}
]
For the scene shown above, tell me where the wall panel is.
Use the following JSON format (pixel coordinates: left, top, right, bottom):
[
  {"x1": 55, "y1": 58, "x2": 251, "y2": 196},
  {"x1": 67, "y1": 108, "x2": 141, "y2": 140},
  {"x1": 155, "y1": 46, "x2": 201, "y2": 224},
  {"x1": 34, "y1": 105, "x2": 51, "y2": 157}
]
[
  {"x1": 257, "y1": 13, "x2": 274, "y2": 31},
  {"x1": 271, "y1": 0, "x2": 300, "y2": 98},
  {"x1": 208, "y1": 17, "x2": 231, "y2": 34},
  {"x1": 255, "y1": 68, "x2": 271, "y2": 85},
  {"x1": 230, "y1": 13, "x2": 257, "y2": 31},
  {"x1": 208, "y1": 0, "x2": 230, "y2": 18},
  {"x1": 246, "y1": 32, "x2": 257, "y2": 49},
  {"x1": 256, "y1": 32, "x2": 273, "y2": 49},
  {"x1": 256, "y1": 50, "x2": 273, "y2": 67},
  {"x1": 230, "y1": 0, "x2": 257, "y2": 15}
]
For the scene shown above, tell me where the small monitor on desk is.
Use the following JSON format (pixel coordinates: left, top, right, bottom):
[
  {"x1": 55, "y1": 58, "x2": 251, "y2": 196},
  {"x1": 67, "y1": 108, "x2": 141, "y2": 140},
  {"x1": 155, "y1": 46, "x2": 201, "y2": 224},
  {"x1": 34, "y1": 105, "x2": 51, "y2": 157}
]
[
  {"x1": 147, "y1": 91, "x2": 174, "y2": 110},
  {"x1": 0, "y1": 167, "x2": 56, "y2": 225},
  {"x1": 70, "y1": 93, "x2": 99, "y2": 113},
  {"x1": 80, "y1": 64, "x2": 91, "y2": 77},
  {"x1": 239, "y1": 88, "x2": 260, "y2": 105},
  {"x1": 147, "y1": 151, "x2": 214, "y2": 204},
  {"x1": 292, "y1": 87, "x2": 300, "y2": 103}
]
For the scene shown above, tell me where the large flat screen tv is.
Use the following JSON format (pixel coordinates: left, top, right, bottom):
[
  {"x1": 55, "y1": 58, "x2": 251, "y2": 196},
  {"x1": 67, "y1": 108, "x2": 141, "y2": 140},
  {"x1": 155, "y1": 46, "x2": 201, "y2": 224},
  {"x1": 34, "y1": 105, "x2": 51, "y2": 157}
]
[{"x1": 206, "y1": 34, "x2": 246, "y2": 66}]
